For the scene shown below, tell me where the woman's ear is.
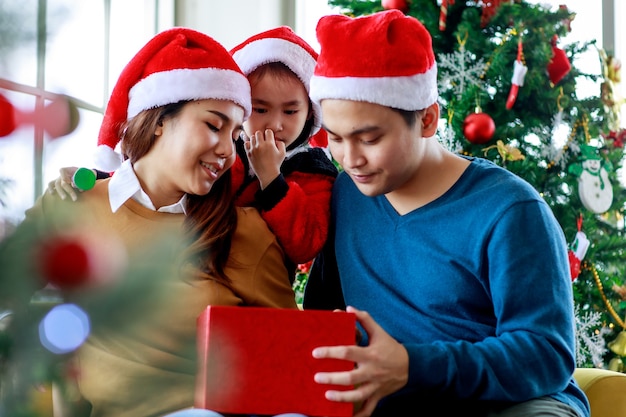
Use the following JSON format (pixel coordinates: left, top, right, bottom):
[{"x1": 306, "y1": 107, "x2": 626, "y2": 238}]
[
  {"x1": 154, "y1": 121, "x2": 163, "y2": 137},
  {"x1": 420, "y1": 103, "x2": 439, "y2": 137}
]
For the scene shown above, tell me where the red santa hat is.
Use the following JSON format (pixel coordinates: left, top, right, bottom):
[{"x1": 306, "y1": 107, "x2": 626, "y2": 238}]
[
  {"x1": 310, "y1": 10, "x2": 438, "y2": 111},
  {"x1": 95, "y1": 27, "x2": 251, "y2": 172},
  {"x1": 230, "y1": 26, "x2": 321, "y2": 136}
]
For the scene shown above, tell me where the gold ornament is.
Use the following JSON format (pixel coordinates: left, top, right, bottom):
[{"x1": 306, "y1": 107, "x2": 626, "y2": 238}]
[
  {"x1": 609, "y1": 357, "x2": 624, "y2": 372},
  {"x1": 598, "y1": 48, "x2": 623, "y2": 131},
  {"x1": 613, "y1": 283, "x2": 626, "y2": 301},
  {"x1": 586, "y1": 262, "x2": 625, "y2": 329},
  {"x1": 483, "y1": 140, "x2": 525, "y2": 162},
  {"x1": 608, "y1": 331, "x2": 626, "y2": 356}
]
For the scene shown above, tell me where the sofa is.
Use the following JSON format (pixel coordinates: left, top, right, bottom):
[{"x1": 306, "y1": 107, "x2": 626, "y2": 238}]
[
  {"x1": 23, "y1": 367, "x2": 626, "y2": 417},
  {"x1": 574, "y1": 367, "x2": 626, "y2": 417}
]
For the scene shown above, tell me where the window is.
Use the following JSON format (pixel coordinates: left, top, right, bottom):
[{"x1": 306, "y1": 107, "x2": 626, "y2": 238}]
[
  {"x1": 0, "y1": 0, "x2": 173, "y2": 230},
  {"x1": 1, "y1": 0, "x2": 623, "y2": 232}
]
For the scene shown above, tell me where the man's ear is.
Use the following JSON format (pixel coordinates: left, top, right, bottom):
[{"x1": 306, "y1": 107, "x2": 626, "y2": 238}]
[{"x1": 420, "y1": 102, "x2": 439, "y2": 137}]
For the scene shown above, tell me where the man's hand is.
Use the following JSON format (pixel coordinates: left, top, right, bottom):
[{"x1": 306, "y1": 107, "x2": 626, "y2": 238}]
[{"x1": 312, "y1": 306, "x2": 409, "y2": 417}]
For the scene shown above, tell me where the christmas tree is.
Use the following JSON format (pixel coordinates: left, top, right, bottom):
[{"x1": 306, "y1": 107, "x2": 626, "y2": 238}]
[
  {"x1": 324, "y1": 0, "x2": 626, "y2": 370},
  {"x1": 0, "y1": 202, "x2": 186, "y2": 416}
]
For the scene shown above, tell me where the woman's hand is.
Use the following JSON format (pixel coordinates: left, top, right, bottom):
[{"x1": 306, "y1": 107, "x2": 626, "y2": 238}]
[{"x1": 312, "y1": 306, "x2": 409, "y2": 417}]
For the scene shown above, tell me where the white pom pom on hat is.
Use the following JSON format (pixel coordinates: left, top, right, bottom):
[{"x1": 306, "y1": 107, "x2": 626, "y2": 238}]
[
  {"x1": 310, "y1": 10, "x2": 438, "y2": 112},
  {"x1": 230, "y1": 26, "x2": 322, "y2": 137},
  {"x1": 95, "y1": 27, "x2": 251, "y2": 172}
]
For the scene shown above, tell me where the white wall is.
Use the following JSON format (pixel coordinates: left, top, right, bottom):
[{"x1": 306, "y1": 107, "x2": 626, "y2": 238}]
[
  {"x1": 174, "y1": 0, "x2": 336, "y2": 51},
  {"x1": 176, "y1": 0, "x2": 292, "y2": 50}
]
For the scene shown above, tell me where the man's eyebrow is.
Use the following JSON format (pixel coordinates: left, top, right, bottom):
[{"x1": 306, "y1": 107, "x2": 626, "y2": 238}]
[{"x1": 323, "y1": 124, "x2": 380, "y2": 137}]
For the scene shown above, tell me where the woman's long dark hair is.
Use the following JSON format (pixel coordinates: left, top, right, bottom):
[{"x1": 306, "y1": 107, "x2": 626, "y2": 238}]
[{"x1": 120, "y1": 101, "x2": 237, "y2": 285}]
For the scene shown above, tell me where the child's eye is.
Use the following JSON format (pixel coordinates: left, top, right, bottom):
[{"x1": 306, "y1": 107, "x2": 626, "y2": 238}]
[
  {"x1": 253, "y1": 107, "x2": 267, "y2": 114},
  {"x1": 206, "y1": 123, "x2": 219, "y2": 132},
  {"x1": 284, "y1": 110, "x2": 298, "y2": 115}
]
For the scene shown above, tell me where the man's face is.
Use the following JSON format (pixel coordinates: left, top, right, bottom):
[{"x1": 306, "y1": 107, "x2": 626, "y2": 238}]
[{"x1": 321, "y1": 99, "x2": 422, "y2": 197}]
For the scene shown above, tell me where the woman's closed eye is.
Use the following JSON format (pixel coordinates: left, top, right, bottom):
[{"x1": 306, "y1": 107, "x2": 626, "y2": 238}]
[{"x1": 205, "y1": 122, "x2": 219, "y2": 132}]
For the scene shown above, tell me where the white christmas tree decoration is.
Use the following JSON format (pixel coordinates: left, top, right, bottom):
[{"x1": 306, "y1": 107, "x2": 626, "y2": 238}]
[
  {"x1": 437, "y1": 39, "x2": 485, "y2": 100},
  {"x1": 575, "y1": 305, "x2": 609, "y2": 368}
]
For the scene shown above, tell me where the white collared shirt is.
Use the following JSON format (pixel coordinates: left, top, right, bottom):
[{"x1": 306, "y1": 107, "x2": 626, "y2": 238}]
[{"x1": 108, "y1": 160, "x2": 187, "y2": 214}]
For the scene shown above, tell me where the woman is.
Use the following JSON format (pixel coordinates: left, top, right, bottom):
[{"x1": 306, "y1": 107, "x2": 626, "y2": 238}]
[{"x1": 19, "y1": 27, "x2": 296, "y2": 417}]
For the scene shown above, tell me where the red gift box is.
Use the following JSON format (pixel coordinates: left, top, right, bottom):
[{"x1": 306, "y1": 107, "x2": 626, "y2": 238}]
[{"x1": 195, "y1": 306, "x2": 356, "y2": 416}]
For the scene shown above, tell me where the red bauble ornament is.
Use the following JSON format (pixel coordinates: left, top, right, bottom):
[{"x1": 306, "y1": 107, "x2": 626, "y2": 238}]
[
  {"x1": 0, "y1": 93, "x2": 79, "y2": 139},
  {"x1": 0, "y1": 94, "x2": 17, "y2": 137},
  {"x1": 41, "y1": 95, "x2": 80, "y2": 139},
  {"x1": 382, "y1": 0, "x2": 408, "y2": 13},
  {"x1": 39, "y1": 236, "x2": 92, "y2": 288},
  {"x1": 37, "y1": 230, "x2": 128, "y2": 289},
  {"x1": 463, "y1": 111, "x2": 495, "y2": 144}
]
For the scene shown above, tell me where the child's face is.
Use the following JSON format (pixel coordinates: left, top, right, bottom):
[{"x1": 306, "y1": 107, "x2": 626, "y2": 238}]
[
  {"x1": 244, "y1": 70, "x2": 311, "y2": 148},
  {"x1": 147, "y1": 99, "x2": 242, "y2": 200}
]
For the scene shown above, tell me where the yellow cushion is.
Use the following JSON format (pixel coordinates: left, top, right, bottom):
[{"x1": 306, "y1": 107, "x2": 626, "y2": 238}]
[
  {"x1": 26, "y1": 367, "x2": 626, "y2": 417},
  {"x1": 574, "y1": 368, "x2": 626, "y2": 417}
]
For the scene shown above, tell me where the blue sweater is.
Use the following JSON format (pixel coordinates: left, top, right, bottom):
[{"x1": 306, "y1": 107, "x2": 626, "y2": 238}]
[{"x1": 305, "y1": 157, "x2": 589, "y2": 416}]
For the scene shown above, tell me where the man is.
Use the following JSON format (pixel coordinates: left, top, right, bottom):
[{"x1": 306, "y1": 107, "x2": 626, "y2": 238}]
[{"x1": 304, "y1": 10, "x2": 589, "y2": 417}]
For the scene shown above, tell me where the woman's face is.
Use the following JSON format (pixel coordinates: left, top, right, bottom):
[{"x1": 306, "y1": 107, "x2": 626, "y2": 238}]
[
  {"x1": 244, "y1": 70, "x2": 311, "y2": 148},
  {"x1": 146, "y1": 99, "x2": 244, "y2": 200}
]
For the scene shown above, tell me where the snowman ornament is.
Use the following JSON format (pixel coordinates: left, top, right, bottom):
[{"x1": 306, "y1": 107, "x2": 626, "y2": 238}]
[{"x1": 568, "y1": 144, "x2": 613, "y2": 214}]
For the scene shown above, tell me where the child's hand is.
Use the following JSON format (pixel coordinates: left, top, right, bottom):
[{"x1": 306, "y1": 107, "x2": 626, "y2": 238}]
[
  {"x1": 47, "y1": 166, "x2": 80, "y2": 201},
  {"x1": 244, "y1": 129, "x2": 286, "y2": 189}
]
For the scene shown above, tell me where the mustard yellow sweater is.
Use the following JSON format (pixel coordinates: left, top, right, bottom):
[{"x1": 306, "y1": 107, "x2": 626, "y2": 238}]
[{"x1": 24, "y1": 179, "x2": 297, "y2": 417}]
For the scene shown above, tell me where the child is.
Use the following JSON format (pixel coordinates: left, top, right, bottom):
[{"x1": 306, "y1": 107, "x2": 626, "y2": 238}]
[{"x1": 229, "y1": 26, "x2": 338, "y2": 270}]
